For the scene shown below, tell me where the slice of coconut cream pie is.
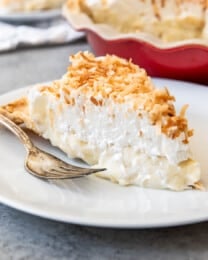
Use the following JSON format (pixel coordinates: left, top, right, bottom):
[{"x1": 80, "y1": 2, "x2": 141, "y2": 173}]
[{"x1": 0, "y1": 52, "x2": 201, "y2": 191}]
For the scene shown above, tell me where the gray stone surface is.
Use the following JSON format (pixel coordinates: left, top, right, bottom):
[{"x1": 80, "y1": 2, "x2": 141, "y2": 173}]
[
  {"x1": 1, "y1": 41, "x2": 208, "y2": 260},
  {"x1": 0, "y1": 41, "x2": 90, "y2": 95}
]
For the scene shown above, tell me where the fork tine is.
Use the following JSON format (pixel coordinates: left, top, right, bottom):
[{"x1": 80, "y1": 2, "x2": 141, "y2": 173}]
[
  {"x1": 40, "y1": 170, "x2": 90, "y2": 179},
  {"x1": 30, "y1": 169, "x2": 81, "y2": 180},
  {"x1": 27, "y1": 169, "x2": 60, "y2": 179},
  {"x1": 38, "y1": 150, "x2": 106, "y2": 174},
  {"x1": 59, "y1": 163, "x2": 104, "y2": 171},
  {"x1": 52, "y1": 167, "x2": 106, "y2": 176},
  {"x1": 59, "y1": 165, "x2": 106, "y2": 173}
]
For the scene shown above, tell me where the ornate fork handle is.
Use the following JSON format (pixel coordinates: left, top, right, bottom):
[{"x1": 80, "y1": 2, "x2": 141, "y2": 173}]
[{"x1": 0, "y1": 114, "x2": 33, "y2": 151}]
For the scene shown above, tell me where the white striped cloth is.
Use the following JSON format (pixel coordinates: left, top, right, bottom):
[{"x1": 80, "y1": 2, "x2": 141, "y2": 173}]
[{"x1": 0, "y1": 18, "x2": 84, "y2": 51}]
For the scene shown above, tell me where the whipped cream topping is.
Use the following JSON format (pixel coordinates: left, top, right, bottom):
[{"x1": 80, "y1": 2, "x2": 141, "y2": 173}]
[
  {"x1": 26, "y1": 83, "x2": 200, "y2": 191},
  {"x1": 28, "y1": 85, "x2": 191, "y2": 164}
]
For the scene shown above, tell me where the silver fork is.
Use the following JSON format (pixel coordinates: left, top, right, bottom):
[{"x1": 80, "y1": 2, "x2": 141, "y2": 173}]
[{"x1": 0, "y1": 114, "x2": 106, "y2": 179}]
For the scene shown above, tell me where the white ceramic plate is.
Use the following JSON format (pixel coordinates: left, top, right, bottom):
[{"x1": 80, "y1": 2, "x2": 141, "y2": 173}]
[
  {"x1": 0, "y1": 79, "x2": 208, "y2": 228},
  {"x1": 0, "y1": 9, "x2": 61, "y2": 22}
]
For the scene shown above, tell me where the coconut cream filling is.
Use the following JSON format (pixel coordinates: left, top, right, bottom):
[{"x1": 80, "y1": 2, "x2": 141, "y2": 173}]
[{"x1": 26, "y1": 86, "x2": 200, "y2": 191}]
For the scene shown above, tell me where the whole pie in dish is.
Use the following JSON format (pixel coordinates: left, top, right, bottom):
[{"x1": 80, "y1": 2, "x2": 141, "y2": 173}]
[
  {"x1": 66, "y1": 0, "x2": 208, "y2": 42},
  {"x1": 0, "y1": 0, "x2": 65, "y2": 13},
  {"x1": 0, "y1": 52, "x2": 201, "y2": 191}
]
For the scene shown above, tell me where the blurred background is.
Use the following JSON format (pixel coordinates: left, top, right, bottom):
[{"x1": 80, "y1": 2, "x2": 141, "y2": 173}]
[{"x1": 1, "y1": 0, "x2": 208, "y2": 87}]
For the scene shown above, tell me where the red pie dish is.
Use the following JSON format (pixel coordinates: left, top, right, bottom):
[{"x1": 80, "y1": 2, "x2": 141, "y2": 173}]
[{"x1": 63, "y1": 4, "x2": 208, "y2": 85}]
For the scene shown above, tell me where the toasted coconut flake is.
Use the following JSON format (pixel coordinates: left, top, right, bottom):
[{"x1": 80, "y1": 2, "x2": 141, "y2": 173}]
[{"x1": 191, "y1": 181, "x2": 205, "y2": 191}]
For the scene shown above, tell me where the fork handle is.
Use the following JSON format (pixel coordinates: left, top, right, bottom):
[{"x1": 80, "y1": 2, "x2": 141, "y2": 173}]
[{"x1": 0, "y1": 114, "x2": 34, "y2": 151}]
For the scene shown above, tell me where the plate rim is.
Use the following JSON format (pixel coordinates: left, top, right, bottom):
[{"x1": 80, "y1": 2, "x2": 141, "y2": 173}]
[{"x1": 0, "y1": 9, "x2": 61, "y2": 21}]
